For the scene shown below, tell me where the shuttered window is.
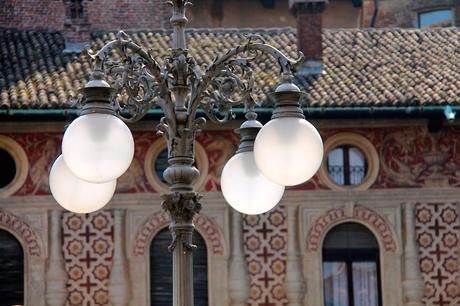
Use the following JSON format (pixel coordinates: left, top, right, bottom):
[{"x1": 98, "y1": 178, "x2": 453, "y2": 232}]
[
  {"x1": 150, "y1": 228, "x2": 208, "y2": 306},
  {"x1": 0, "y1": 229, "x2": 24, "y2": 305}
]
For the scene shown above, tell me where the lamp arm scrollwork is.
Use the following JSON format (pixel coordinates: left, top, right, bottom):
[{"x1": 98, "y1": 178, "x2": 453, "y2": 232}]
[
  {"x1": 80, "y1": 31, "x2": 303, "y2": 161},
  {"x1": 187, "y1": 38, "x2": 304, "y2": 126},
  {"x1": 87, "y1": 31, "x2": 176, "y2": 131}
]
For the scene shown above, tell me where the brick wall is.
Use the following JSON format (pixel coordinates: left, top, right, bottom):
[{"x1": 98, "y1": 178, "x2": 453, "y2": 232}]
[
  {"x1": 361, "y1": 0, "x2": 413, "y2": 28},
  {"x1": 0, "y1": 0, "x2": 65, "y2": 30},
  {"x1": 290, "y1": 2, "x2": 326, "y2": 62},
  {"x1": 84, "y1": 0, "x2": 170, "y2": 30},
  {"x1": 0, "y1": 0, "x2": 171, "y2": 32}
]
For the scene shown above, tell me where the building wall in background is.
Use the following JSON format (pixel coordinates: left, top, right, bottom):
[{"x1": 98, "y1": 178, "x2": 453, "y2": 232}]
[
  {"x1": 0, "y1": 120, "x2": 459, "y2": 305},
  {"x1": 0, "y1": 0, "x2": 170, "y2": 32}
]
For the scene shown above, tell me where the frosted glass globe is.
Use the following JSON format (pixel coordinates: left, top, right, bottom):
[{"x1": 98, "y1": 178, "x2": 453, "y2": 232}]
[
  {"x1": 254, "y1": 117, "x2": 323, "y2": 186},
  {"x1": 221, "y1": 151, "x2": 285, "y2": 215},
  {"x1": 62, "y1": 113, "x2": 134, "y2": 183},
  {"x1": 49, "y1": 155, "x2": 116, "y2": 213}
]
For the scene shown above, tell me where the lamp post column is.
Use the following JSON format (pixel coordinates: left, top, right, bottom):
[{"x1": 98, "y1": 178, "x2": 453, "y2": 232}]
[
  {"x1": 162, "y1": 154, "x2": 202, "y2": 306},
  {"x1": 161, "y1": 2, "x2": 203, "y2": 306}
]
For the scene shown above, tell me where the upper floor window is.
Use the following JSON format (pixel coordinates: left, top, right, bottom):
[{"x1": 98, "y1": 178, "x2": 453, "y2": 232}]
[
  {"x1": 327, "y1": 145, "x2": 367, "y2": 186},
  {"x1": 323, "y1": 223, "x2": 381, "y2": 306},
  {"x1": 65, "y1": 0, "x2": 85, "y2": 19},
  {"x1": 0, "y1": 135, "x2": 29, "y2": 197},
  {"x1": 0, "y1": 229, "x2": 24, "y2": 305},
  {"x1": 260, "y1": 0, "x2": 276, "y2": 9},
  {"x1": 0, "y1": 148, "x2": 16, "y2": 189},
  {"x1": 419, "y1": 9, "x2": 454, "y2": 28},
  {"x1": 319, "y1": 133, "x2": 379, "y2": 191},
  {"x1": 154, "y1": 148, "x2": 169, "y2": 184},
  {"x1": 145, "y1": 140, "x2": 209, "y2": 193}
]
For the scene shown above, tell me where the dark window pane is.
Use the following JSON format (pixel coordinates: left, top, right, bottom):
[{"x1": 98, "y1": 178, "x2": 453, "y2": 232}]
[
  {"x1": 68, "y1": 0, "x2": 85, "y2": 19},
  {"x1": 323, "y1": 223, "x2": 379, "y2": 252},
  {"x1": 153, "y1": 149, "x2": 169, "y2": 183},
  {"x1": 0, "y1": 230, "x2": 24, "y2": 305},
  {"x1": 0, "y1": 148, "x2": 16, "y2": 188},
  {"x1": 150, "y1": 228, "x2": 208, "y2": 306},
  {"x1": 152, "y1": 149, "x2": 198, "y2": 184}
]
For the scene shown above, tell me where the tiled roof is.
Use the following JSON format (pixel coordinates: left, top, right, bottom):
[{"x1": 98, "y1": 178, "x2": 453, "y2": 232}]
[{"x1": 1, "y1": 27, "x2": 460, "y2": 109}]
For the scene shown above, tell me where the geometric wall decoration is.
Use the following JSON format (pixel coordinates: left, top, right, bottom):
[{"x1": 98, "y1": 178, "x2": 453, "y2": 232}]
[
  {"x1": 62, "y1": 211, "x2": 114, "y2": 306},
  {"x1": 8, "y1": 127, "x2": 460, "y2": 195},
  {"x1": 243, "y1": 206, "x2": 288, "y2": 306},
  {"x1": 415, "y1": 202, "x2": 460, "y2": 306}
]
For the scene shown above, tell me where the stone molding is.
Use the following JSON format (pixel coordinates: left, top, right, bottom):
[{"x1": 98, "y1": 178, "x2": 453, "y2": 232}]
[
  {"x1": 132, "y1": 210, "x2": 226, "y2": 257},
  {"x1": 0, "y1": 209, "x2": 43, "y2": 257},
  {"x1": 300, "y1": 200, "x2": 404, "y2": 306},
  {"x1": 194, "y1": 213, "x2": 226, "y2": 256},
  {"x1": 306, "y1": 204, "x2": 398, "y2": 253},
  {"x1": 0, "y1": 134, "x2": 29, "y2": 197},
  {"x1": 0, "y1": 209, "x2": 47, "y2": 306},
  {"x1": 132, "y1": 211, "x2": 169, "y2": 256},
  {"x1": 110, "y1": 209, "x2": 131, "y2": 306},
  {"x1": 128, "y1": 203, "x2": 230, "y2": 306}
]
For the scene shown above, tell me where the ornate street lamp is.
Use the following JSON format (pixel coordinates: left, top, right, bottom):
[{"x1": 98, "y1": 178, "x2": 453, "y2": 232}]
[{"x1": 49, "y1": 1, "x2": 323, "y2": 305}]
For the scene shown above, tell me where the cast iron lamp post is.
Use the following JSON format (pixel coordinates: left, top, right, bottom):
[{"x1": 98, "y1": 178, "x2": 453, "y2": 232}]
[{"x1": 49, "y1": 1, "x2": 323, "y2": 305}]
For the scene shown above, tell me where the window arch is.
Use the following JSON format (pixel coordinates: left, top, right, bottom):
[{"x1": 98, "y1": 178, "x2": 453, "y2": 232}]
[
  {"x1": 150, "y1": 228, "x2": 208, "y2": 306},
  {"x1": 0, "y1": 229, "x2": 24, "y2": 305},
  {"x1": 322, "y1": 222, "x2": 381, "y2": 306}
]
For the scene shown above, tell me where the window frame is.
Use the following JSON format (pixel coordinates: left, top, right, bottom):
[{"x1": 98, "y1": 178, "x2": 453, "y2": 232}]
[
  {"x1": 322, "y1": 223, "x2": 382, "y2": 306},
  {"x1": 327, "y1": 145, "x2": 368, "y2": 186},
  {"x1": 0, "y1": 135, "x2": 28, "y2": 197},
  {"x1": 318, "y1": 133, "x2": 379, "y2": 191},
  {"x1": 65, "y1": 0, "x2": 86, "y2": 20}
]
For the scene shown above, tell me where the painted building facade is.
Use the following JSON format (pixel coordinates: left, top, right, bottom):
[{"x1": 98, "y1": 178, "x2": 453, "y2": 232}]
[{"x1": 0, "y1": 1, "x2": 460, "y2": 306}]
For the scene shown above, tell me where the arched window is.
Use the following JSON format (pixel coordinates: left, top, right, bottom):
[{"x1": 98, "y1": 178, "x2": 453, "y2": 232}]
[
  {"x1": 322, "y1": 223, "x2": 381, "y2": 306},
  {"x1": 0, "y1": 229, "x2": 24, "y2": 305},
  {"x1": 150, "y1": 228, "x2": 208, "y2": 306}
]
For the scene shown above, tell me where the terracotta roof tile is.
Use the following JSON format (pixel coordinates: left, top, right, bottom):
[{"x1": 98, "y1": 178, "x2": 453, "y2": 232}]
[{"x1": 1, "y1": 27, "x2": 460, "y2": 109}]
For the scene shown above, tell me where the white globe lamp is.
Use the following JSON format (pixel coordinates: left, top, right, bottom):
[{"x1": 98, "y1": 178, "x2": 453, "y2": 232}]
[
  {"x1": 61, "y1": 79, "x2": 134, "y2": 183},
  {"x1": 222, "y1": 151, "x2": 285, "y2": 215},
  {"x1": 221, "y1": 119, "x2": 285, "y2": 215},
  {"x1": 50, "y1": 155, "x2": 116, "y2": 213},
  {"x1": 254, "y1": 82, "x2": 323, "y2": 186}
]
